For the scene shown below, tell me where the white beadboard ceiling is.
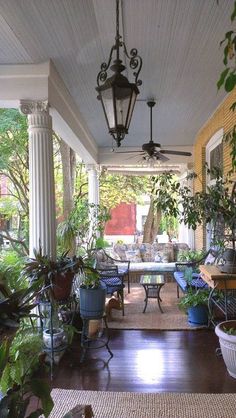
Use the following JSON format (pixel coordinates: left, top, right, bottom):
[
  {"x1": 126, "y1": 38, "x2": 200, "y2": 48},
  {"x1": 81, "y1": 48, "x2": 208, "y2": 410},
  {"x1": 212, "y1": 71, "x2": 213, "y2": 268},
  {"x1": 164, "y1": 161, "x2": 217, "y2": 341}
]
[{"x1": 0, "y1": 0, "x2": 233, "y2": 166}]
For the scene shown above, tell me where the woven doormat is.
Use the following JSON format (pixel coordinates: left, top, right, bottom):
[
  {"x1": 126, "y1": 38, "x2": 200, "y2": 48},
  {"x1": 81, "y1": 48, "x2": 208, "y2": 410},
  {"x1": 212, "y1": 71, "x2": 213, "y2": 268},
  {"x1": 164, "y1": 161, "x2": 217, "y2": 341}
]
[{"x1": 47, "y1": 389, "x2": 236, "y2": 418}]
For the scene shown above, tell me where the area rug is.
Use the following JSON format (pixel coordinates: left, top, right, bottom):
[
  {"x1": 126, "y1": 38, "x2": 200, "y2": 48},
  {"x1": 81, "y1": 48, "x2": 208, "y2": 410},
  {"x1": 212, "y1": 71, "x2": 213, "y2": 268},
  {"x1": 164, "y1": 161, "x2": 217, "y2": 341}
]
[
  {"x1": 107, "y1": 282, "x2": 200, "y2": 330},
  {"x1": 48, "y1": 389, "x2": 236, "y2": 418}
]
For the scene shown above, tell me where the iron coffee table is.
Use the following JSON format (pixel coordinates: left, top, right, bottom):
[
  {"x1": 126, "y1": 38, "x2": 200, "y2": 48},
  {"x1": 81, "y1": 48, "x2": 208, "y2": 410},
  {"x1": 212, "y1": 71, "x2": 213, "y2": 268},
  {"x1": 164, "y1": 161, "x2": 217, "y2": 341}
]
[{"x1": 140, "y1": 274, "x2": 165, "y2": 313}]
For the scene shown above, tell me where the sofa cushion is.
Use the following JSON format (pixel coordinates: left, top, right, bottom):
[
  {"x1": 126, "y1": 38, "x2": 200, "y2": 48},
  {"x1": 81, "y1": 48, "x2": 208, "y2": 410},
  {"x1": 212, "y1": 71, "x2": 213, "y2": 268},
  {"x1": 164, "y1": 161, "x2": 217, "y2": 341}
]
[
  {"x1": 129, "y1": 262, "x2": 176, "y2": 272},
  {"x1": 113, "y1": 242, "x2": 189, "y2": 262},
  {"x1": 114, "y1": 243, "x2": 141, "y2": 260},
  {"x1": 152, "y1": 243, "x2": 174, "y2": 262},
  {"x1": 139, "y1": 243, "x2": 152, "y2": 261},
  {"x1": 125, "y1": 249, "x2": 142, "y2": 262}
]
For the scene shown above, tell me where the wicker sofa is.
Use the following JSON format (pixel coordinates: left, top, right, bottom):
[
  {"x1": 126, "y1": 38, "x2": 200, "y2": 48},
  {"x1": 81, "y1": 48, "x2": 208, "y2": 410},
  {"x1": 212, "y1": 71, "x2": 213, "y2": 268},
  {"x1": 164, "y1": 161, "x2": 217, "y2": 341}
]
[{"x1": 109, "y1": 242, "x2": 190, "y2": 281}]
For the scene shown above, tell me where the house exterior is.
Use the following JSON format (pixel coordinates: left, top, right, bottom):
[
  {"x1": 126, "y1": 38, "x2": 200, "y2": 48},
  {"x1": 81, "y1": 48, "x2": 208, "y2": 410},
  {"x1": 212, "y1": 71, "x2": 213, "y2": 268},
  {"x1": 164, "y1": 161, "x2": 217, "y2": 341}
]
[{"x1": 194, "y1": 89, "x2": 236, "y2": 250}]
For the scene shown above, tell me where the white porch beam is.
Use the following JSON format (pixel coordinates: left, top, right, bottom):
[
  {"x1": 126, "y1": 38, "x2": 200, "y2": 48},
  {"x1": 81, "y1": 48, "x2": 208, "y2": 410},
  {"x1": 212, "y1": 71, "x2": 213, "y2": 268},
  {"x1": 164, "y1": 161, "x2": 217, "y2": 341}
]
[{"x1": 0, "y1": 61, "x2": 98, "y2": 164}]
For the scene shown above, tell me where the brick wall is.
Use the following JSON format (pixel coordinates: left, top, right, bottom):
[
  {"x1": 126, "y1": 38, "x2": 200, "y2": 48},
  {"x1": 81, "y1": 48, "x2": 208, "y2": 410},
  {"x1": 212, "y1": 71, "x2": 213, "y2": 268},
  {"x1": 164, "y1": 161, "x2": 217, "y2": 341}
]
[{"x1": 193, "y1": 89, "x2": 236, "y2": 250}]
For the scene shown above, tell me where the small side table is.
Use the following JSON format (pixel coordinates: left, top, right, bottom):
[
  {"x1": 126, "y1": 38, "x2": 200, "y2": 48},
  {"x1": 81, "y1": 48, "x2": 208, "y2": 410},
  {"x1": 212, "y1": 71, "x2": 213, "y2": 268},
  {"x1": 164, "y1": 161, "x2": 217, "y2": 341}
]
[
  {"x1": 140, "y1": 274, "x2": 165, "y2": 313},
  {"x1": 80, "y1": 314, "x2": 113, "y2": 363}
]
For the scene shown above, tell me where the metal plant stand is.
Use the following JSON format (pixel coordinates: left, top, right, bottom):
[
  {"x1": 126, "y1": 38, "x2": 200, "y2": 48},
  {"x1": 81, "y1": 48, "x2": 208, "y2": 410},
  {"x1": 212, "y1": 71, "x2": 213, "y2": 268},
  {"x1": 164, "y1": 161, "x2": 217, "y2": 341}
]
[{"x1": 80, "y1": 314, "x2": 113, "y2": 363}]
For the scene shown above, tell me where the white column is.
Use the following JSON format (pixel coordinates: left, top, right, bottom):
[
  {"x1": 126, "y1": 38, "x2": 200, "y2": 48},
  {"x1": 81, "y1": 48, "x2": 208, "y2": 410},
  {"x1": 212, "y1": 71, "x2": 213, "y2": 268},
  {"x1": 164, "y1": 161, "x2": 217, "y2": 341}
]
[
  {"x1": 178, "y1": 171, "x2": 195, "y2": 249},
  {"x1": 86, "y1": 164, "x2": 100, "y2": 240},
  {"x1": 20, "y1": 100, "x2": 56, "y2": 259},
  {"x1": 87, "y1": 164, "x2": 100, "y2": 206}
]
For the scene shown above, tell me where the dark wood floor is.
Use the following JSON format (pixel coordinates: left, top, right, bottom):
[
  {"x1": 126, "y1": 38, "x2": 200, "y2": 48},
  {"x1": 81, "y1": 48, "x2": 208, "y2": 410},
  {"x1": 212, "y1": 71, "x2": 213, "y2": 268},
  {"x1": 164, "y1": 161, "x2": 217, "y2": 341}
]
[{"x1": 49, "y1": 329, "x2": 236, "y2": 393}]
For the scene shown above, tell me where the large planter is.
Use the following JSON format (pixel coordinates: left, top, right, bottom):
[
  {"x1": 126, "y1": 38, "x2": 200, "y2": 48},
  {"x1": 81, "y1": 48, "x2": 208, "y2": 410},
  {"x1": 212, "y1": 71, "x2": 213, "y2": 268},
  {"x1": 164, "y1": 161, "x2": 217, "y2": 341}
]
[
  {"x1": 187, "y1": 305, "x2": 208, "y2": 326},
  {"x1": 215, "y1": 320, "x2": 236, "y2": 378},
  {"x1": 52, "y1": 271, "x2": 74, "y2": 301},
  {"x1": 79, "y1": 287, "x2": 106, "y2": 318}
]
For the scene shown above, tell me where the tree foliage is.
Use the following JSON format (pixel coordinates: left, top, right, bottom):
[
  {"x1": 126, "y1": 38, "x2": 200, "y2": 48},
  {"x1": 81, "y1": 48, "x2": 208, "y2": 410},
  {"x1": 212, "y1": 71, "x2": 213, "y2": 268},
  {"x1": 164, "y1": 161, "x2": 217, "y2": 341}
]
[
  {"x1": 99, "y1": 172, "x2": 150, "y2": 209},
  {"x1": 217, "y1": 0, "x2": 236, "y2": 172},
  {"x1": 0, "y1": 109, "x2": 29, "y2": 255}
]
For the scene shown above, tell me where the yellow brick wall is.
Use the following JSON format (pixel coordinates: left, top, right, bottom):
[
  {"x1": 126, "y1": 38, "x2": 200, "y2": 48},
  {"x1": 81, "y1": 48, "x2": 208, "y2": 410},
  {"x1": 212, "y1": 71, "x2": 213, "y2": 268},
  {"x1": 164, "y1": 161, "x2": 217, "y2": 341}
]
[{"x1": 194, "y1": 89, "x2": 236, "y2": 250}]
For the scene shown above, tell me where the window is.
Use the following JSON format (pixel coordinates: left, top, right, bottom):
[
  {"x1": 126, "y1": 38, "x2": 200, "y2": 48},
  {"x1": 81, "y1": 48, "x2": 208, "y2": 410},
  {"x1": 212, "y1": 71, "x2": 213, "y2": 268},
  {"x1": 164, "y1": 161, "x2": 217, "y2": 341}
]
[
  {"x1": 206, "y1": 129, "x2": 223, "y2": 184},
  {"x1": 205, "y1": 129, "x2": 224, "y2": 248}
]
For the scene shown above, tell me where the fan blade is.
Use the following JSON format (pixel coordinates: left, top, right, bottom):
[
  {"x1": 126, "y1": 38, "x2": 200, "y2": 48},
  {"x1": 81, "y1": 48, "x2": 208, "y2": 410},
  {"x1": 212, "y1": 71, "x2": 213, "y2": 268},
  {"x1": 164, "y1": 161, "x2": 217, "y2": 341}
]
[
  {"x1": 114, "y1": 150, "x2": 141, "y2": 154},
  {"x1": 160, "y1": 150, "x2": 192, "y2": 156},
  {"x1": 154, "y1": 152, "x2": 169, "y2": 162}
]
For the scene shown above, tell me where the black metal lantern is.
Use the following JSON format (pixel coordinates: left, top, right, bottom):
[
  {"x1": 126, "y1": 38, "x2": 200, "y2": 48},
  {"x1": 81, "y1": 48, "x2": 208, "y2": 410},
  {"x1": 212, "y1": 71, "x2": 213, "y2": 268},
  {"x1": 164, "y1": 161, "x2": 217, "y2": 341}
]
[{"x1": 96, "y1": 0, "x2": 142, "y2": 147}]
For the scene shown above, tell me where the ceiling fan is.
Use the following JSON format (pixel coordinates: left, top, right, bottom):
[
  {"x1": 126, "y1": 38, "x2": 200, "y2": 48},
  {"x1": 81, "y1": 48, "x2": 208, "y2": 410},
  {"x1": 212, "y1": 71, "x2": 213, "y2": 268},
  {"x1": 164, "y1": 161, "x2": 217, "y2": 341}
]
[{"x1": 114, "y1": 100, "x2": 192, "y2": 162}]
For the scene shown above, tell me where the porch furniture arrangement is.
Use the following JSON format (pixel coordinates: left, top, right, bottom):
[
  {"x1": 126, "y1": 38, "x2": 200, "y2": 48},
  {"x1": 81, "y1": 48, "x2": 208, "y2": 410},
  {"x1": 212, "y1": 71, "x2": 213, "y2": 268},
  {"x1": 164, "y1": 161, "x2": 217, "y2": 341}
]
[
  {"x1": 108, "y1": 242, "x2": 190, "y2": 281},
  {"x1": 199, "y1": 264, "x2": 236, "y2": 327},
  {"x1": 174, "y1": 248, "x2": 219, "y2": 298},
  {"x1": 80, "y1": 313, "x2": 113, "y2": 363},
  {"x1": 140, "y1": 274, "x2": 165, "y2": 313}
]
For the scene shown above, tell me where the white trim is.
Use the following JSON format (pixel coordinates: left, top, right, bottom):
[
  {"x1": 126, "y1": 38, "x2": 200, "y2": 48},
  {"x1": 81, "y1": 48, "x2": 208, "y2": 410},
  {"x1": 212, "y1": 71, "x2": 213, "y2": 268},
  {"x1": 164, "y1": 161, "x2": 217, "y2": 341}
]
[
  {"x1": 206, "y1": 128, "x2": 223, "y2": 186},
  {"x1": 205, "y1": 128, "x2": 223, "y2": 249}
]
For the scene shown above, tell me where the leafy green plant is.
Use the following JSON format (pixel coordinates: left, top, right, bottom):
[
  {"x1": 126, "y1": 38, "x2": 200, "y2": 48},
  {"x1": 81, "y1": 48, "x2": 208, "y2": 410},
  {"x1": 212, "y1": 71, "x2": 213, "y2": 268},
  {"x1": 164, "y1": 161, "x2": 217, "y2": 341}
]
[
  {"x1": 0, "y1": 281, "x2": 42, "y2": 329},
  {"x1": 0, "y1": 250, "x2": 26, "y2": 291},
  {"x1": 179, "y1": 166, "x2": 236, "y2": 247},
  {"x1": 0, "y1": 327, "x2": 53, "y2": 418},
  {"x1": 22, "y1": 248, "x2": 85, "y2": 282},
  {"x1": 78, "y1": 267, "x2": 100, "y2": 289},
  {"x1": 217, "y1": 1, "x2": 236, "y2": 172},
  {"x1": 222, "y1": 326, "x2": 236, "y2": 335},
  {"x1": 177, "y1": 249, "x2": 206, "y2": 263},
  {"x1": 57, "y1": 200, "x2": 110, "y2": 255},
  {"x1": 178, "y1": 289, "x2": 210, "y2": 311}
]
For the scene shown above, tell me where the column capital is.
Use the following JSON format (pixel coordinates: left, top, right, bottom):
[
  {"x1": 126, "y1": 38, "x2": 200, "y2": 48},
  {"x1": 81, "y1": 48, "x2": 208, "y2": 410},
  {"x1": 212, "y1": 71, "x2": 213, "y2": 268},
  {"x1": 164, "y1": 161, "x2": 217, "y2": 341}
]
[
  {"x1": 19, "y1": 100, "x2": 49, "y2": 115},
  {"x1": 86, "y1": 164, "x2": 100, "y2": 173}
]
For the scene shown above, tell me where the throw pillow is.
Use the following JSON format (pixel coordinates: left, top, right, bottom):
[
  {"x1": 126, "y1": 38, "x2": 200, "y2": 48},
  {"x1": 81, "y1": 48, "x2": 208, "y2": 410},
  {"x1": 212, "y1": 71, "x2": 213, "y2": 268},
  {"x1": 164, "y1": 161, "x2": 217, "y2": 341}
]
[
  {"x1": 140, "y1": 243, "x2": 152, "y2": 261},
  {"x1": 204, "y1": 252, "x2": 216, "y2": 265},
  {"x1": 125, "y1": 250, "x2": 142, "y2": 262},
  {"x1": 154, "y1": 251, "x2": 169, "y2": 263}
]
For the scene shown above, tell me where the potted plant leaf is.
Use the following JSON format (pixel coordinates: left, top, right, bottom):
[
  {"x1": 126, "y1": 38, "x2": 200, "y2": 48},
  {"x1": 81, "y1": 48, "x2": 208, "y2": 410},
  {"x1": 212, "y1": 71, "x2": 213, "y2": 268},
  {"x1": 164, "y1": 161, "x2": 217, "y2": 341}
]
[
  {"x1": 0, "y1": 281, "x2": 54, "y2": 418},
  {"x1": 21, "y1": 247, "x2": 87, "y2": 301},
  {"x1": 0, "y1": 327, "x2": 54, "y2": 418},
  {"x1": 178, "y1": 289, "x2": 210, "y2": 326},
  {"x1": 179, "y1": 166, "x2": 236, "y2": 267},
  {"x1": 215, "y1": 320, "x2": 236, "y2": 379}
]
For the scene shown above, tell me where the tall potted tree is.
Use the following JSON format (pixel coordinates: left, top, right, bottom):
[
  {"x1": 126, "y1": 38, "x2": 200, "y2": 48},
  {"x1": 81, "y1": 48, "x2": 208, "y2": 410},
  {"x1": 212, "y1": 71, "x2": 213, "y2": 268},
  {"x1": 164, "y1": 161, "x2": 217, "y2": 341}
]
[{"x1": 179, "y1": 166, "x2": 236, "y2": 267}]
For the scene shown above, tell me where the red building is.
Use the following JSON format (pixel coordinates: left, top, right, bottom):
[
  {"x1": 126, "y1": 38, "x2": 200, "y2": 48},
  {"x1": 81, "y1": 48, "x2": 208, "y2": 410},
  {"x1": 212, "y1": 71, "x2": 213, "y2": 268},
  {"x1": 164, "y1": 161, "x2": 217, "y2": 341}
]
[{"x1": 105, "y1": 202, "x2": 136, "y2": 236}]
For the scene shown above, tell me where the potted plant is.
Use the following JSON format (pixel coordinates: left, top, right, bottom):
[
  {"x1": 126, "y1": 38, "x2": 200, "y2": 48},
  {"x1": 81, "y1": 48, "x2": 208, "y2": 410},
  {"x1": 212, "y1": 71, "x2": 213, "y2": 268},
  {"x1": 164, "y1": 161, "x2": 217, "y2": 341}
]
[
  {"x1": 178, "y1": 289, "x2": 210, "y2": 326},
  {"x1": 0, "y1": 282, "x2": 54, "y2": 417},
  {"x1": 79, "y1": 267, "x2": 106, "y2": 319},
  {"x1": 179, "y1": 166, "x2": 236, "y2": 266},
  {"x1": 215, "y1": 320, "x2": 236, "y2": 378},
  {"x1": 21, "y1": 247, "x2": 87, "y2": 301},
  {"x1": 0, "y1": 327, "x2": 53, "y2": 418}
]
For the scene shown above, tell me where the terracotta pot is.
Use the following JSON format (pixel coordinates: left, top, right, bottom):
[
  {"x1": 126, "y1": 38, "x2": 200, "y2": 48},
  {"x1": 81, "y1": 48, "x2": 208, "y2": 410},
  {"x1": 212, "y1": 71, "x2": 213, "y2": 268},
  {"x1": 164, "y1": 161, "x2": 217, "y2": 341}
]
[{"x1": 52, "y1": 271, "x2": 74, "y2": 301}]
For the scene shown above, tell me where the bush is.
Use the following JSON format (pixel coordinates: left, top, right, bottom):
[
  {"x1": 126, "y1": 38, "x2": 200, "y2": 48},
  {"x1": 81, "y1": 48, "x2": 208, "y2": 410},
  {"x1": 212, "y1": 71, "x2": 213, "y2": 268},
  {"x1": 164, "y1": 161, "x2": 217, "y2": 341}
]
[
  {"x1": 0, "y1": 250, "x2": 26, "y2": 291},
  {"x1": 177, "y1": 249, "x2": 206, "y2": 262}
]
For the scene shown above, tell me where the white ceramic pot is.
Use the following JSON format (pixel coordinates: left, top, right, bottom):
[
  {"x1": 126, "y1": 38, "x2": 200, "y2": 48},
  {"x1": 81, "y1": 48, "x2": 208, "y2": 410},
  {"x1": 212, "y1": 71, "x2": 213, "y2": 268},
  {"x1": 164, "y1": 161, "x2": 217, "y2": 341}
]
[
  {"x1": 43, "y1": 328, "x2": 66, "y2": 349},
  {"x1": 215, "y1": 320, "x2": 236, "y2": 378}
]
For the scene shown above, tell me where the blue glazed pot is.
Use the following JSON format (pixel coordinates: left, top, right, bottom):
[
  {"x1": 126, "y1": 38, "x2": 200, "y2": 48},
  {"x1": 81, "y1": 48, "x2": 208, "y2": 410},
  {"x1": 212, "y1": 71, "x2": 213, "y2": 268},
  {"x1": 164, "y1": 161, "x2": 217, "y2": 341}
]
[
  {"x1": 187, "y1": 305, "x2": 208, "y2": 326},
  {"x1": 79, "y1": 287, "x2": 106, "y2": 318}
]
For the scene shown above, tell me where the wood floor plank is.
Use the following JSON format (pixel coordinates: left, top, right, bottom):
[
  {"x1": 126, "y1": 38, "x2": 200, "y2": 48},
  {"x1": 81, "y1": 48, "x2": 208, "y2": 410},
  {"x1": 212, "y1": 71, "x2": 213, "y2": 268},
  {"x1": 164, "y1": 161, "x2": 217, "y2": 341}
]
[{"x1": 49, "y1": 329, "x2": 236, "y2": 393}]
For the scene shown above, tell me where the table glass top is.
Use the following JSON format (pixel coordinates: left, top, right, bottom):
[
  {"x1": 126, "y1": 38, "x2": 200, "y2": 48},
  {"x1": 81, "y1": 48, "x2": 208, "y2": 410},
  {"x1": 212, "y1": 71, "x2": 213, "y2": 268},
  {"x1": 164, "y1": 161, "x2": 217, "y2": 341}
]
[{"x1": 140, "y1": 275, "x2": 165, "y2": 285}]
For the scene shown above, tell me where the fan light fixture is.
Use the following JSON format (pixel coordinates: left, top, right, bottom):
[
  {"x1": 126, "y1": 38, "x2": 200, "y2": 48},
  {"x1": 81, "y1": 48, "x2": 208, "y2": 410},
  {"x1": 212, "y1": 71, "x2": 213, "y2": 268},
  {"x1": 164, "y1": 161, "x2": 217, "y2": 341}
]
[{"x1": 96, "y1": 0, "x2": 142, "y2": 147}]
